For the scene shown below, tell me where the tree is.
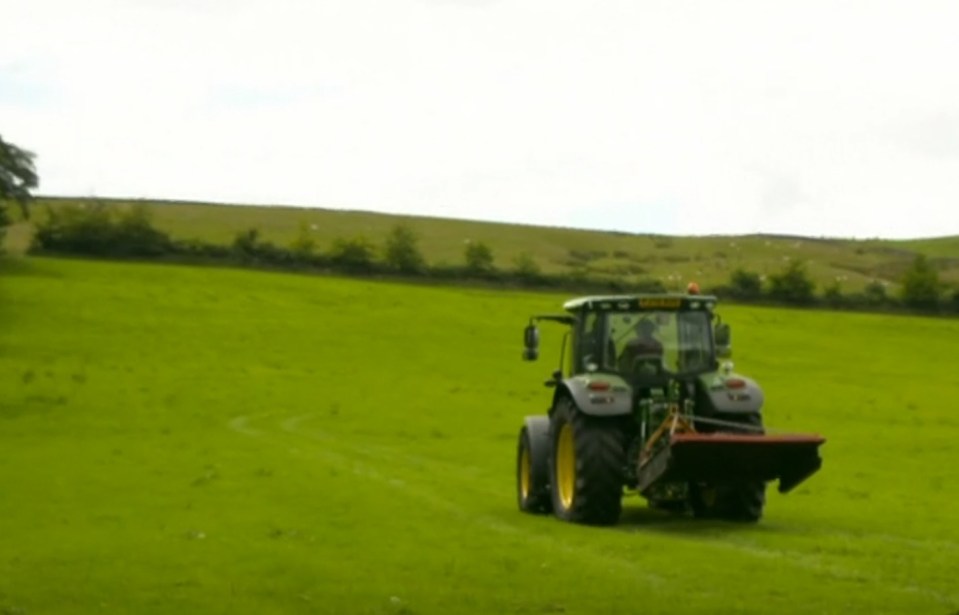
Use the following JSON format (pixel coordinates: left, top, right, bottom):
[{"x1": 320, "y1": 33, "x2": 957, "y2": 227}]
[
  {"x1": 949, "y1": 288, "x2": 959, "y2": 314},
  {"x1": 329, "y1": 236, "x2": 376, "y2": 271},
  {"x1": 114, "y1": 205, "x2": 171, "y2": 255},
  {"x1": 30, "y1": 202, "x2": 172, "y2": 256},
  {"x1": 513, "y1": 251, "x2": 541, "y2": 280},
  {"x1": 861, "y1": 280, "x2": 889, "y2": 307},
  {"x1": 464, "y1": 240, "x2": 494, "y2": 274},
  {"x1": 384, "y1": 224, "x2": 425, "y2": 274},
  {"x1": 289, "y1": 221, "x2": 317, "y2": 258},
  {"x1": 900, "y1": 254, "x2": 940, "y2": 310},
  {"x1": 767, "y1": 260, "x2": 815, "y2": 304},
  {"x1": 0, "y1": 134, "x2": 38, "y2": 220},
  {"x1": 728, "y1": 268, "x2": 762, "y2": 299},
  {"x1": 822, "y1": 280, "x2": 843, "y2": 307},
  {"x1": 232, "y1": 228, "x2": 262, "y2": 258}
]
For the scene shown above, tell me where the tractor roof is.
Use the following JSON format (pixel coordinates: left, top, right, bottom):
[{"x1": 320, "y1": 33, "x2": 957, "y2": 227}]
[{"x1": 563, "y1": 294, "x2": 718, "y2": 313}]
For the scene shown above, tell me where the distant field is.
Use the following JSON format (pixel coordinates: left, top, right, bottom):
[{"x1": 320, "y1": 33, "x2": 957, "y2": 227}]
[
  {"x1": 12, "y1": 197, "x2": 959, "y2": 292},
  {"x1": 2, "y1": 256, "x2": 957, "y2": 614}
]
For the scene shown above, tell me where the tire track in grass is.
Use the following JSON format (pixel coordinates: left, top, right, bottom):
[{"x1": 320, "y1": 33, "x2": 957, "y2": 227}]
[
  {"x1": 278, "y1": 413, "x2": 498, "y2": 492},
  {"x1": 227, "y1": 413, "x2": 270, "y2": 437},
  {"x1": 695, "y1": 536, "x2": 957, "y2": 606},
  {"x1": 825, "y1": 530, "x2": 958, "y2": 554},
  {"x1": 229, "y1": 413, "x2": 958, "y2": 609},
  {"x1": 230, "y1": 412, "x2": 672, "y2": 591}
]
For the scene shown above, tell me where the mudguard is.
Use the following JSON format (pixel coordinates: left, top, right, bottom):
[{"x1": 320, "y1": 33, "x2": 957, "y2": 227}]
[
  {"x1": 697, "y1": 372, "x2": 765, "y2": 415},
  {"x1": 554, "y1": 374, "x2": 634, "y2": 417}
]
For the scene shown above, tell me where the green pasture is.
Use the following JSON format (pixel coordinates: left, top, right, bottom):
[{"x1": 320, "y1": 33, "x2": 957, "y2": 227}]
[
  {"x1": 17, "y1": 197, "x2": 959, "y2": 291},
  {"x1": 1, "y1": 257, "x2": 958, "y2": 614}
]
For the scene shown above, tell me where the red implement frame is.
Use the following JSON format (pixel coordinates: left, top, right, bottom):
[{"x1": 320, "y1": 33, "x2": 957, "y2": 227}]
[{"x1": 636, "y1": 409, "x2": 826, "y2": 495}]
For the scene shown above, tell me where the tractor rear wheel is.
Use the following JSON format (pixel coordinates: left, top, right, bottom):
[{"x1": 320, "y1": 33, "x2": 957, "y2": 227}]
[
  {"x1": 690, "y1": 412, "x2": 766, "y2": 522},
  {"x1": 516, "y1": 417, "x2": 552, "y2": 514},
  {"x1": 690, "y1": 481, "x2": 765, "y2": 522},
  {"x1": 549, "y1": 398, "x2": 625, "y2": 525}
]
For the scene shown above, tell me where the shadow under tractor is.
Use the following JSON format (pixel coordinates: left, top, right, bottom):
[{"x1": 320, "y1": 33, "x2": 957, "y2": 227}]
[{"x1": 516, "y1": 292, "x2": 825, "y2": 525}]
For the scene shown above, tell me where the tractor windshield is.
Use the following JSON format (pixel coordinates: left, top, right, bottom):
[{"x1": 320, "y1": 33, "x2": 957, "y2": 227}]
[{"x1": 580, "y1": 310, "x2": 715, "y2": 377}]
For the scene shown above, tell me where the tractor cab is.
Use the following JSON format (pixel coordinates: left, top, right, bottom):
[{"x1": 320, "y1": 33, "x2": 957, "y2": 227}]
[{"x1": 524, "y1": 294, "x2": 730, "y2": 394}]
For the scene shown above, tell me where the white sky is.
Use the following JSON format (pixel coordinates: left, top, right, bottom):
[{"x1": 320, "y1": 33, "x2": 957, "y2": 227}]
[{"x1": 3, "y1": 0, "x2": 959, "y2": 238}]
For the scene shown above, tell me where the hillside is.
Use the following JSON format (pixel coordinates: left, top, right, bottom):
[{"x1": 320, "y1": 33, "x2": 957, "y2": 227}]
[{"x1": 7, "y1": 197, "x2": 959, "y2": 292}]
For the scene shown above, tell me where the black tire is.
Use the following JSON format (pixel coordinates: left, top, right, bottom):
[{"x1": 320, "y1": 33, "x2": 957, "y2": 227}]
[
  {"x1": 648, "y1": 499, "x2": 689, "y2": 514},
  {"x1": 689, "y1": 412, "x2": 766, "y2": 522},
  {"x1": 516, "y1": 418, "x2": 552, "y2": 514},
  {"x1": 690, "y1": 480, "x2": 766, "y2": 522},
  {"x1": 549, "y1": 398, "x2": 625, "y2": 525}
]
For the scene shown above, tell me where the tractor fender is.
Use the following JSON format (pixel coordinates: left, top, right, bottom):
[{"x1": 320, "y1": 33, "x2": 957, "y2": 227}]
[
  {"x1": 697, "y1": 373, "x2": 765, "y2": 414},
  {"x1": 554, "y1": 374, "x2": 633, "y2": 417}
]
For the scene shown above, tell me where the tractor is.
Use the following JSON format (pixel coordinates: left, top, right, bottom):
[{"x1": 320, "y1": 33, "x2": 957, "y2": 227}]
[{"x1": 516, "y1": 292, "x2": 825, "y2": 525}]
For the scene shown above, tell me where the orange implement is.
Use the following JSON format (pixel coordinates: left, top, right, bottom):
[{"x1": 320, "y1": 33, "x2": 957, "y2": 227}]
[{"x1": 637, "y1": 432, "x2": 826, "y2": 495}]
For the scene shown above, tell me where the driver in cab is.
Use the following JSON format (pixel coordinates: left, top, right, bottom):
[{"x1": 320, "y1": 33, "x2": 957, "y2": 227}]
[{"x1": 618, "y1": 317, "x2": 663, "y2": 374}]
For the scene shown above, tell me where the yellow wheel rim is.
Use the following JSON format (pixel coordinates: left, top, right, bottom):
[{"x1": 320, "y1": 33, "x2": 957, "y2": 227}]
[
  {"x1": 556, "y1": 422, "x2": 576, "y2": 510},
  {"x1": 519, "y1": 445, "x2": 531, "y2": 499}
]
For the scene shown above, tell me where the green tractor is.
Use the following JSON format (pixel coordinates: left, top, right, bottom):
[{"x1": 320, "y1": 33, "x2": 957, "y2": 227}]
[{"x1": 516, "y1": 293, "x2": 825, "y2": 525}]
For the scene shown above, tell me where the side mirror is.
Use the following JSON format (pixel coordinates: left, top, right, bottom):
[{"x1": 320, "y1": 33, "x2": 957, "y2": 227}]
[
  {"x1": 714, "y1": 322, "x2": 732, "y2": 358},
  {"x1": 522, "y1": 323, "x2": 540, "y2": 361}
]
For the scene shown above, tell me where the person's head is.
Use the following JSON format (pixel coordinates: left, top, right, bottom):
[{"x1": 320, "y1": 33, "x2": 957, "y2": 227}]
[{"x1": 636, "y1": 317, "x2": 656, "y2": 338}]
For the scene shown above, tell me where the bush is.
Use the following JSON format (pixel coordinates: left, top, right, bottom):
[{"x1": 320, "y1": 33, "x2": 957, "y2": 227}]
[
  {"x1": 767, "y1": 260, "x2": 815, "y2": 304},
  {"x1": 862, "y1": 280, "x2": 890, "y2": 306},
  {"x1": 384, "y1": 224, "x2": 425, "y2": 274},
  {"x1": 0, "y1": 204, "x2": 9, "y2": 249},
  {"x1": 32, "y1": 203, "x2": 171, "y2": 256},
  {"x1": 512, "y1": 252, "x2": 541, "y2": 280},
  {"x1": 634, "y1": 278, "x2": 668, "y2": 293},
  {"x1": 727, "y1": 268, "x2": 762, "y2": 300},
  {"x1": 232, "y1": 228, "x2": 261, "y2": 260},
  {"x1": 822, "y1": 280, "x2": 843, "y2": 307},
  {"x1": 464, "y1": 241, "x2": 495, "y2": 275},
  {"x1": 114, "y1": 206, "x2": 171, "y2": 256},
  {"x1": 949, "y1": 288, "x2": 959, "y2": 314},
  {"x1": 900, "y1": 254, "x2": 940, "y2": 311},
  {"x1": 329, "y1": 236, "x2": 376, "y2": 272},
  {"x1": 231, "y1": 228, "x2": 305, "y2": 266},
  {"x1": 289, "y1": 221, "x2": 317, "y2": 258},
  {"x1": 171, "y1": 238, "x2": 232, "y2": 260}
]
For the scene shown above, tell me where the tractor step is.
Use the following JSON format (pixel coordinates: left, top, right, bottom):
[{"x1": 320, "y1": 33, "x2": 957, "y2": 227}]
[{"x1": 637, "y1": 432, "x2": 826, "y2": 495}]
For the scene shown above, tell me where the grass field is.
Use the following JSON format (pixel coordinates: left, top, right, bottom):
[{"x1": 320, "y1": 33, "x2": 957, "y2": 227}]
[
  {"x1": 11, "y1": 197, "x2": 959, "y2": 293},
  {"x1": 2, "y1": 257, "x2": 958, "y2": 614}
]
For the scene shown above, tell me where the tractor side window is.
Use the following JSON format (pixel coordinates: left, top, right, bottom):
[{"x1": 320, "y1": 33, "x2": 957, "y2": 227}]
[
  {"x1": 580, "y1": 313, "x2": 607, "y2": 372},
  {"x1": 677, "y1": 312, "x2": 713, "y2": 372}
]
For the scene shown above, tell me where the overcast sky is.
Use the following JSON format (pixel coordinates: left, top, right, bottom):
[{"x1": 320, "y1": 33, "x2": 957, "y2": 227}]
[{"x1": 3, "y1": 1, "x2": 959, "y2": 238}]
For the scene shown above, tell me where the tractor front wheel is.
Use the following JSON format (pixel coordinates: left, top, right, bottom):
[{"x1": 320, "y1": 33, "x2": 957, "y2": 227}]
[{"x1": 549, "y1": 398, "x2": 625, "y2": 525}]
